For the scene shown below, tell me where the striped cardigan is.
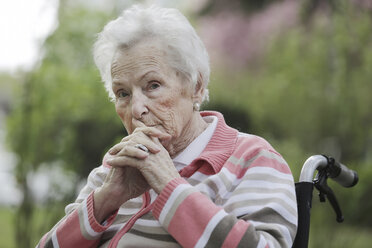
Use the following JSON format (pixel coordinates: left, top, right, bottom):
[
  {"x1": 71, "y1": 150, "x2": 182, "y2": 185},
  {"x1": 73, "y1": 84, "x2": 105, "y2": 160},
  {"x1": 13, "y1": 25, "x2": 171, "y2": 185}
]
[{"x1": 37, "y1": 111, "x2": 297, "y2": 248}]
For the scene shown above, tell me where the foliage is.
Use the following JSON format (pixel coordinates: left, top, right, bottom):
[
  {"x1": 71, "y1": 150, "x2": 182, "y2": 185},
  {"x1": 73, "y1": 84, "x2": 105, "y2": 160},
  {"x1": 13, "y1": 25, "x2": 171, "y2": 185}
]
[
  {"x1": 5, "y1": 4, "x2": 122, "y2": 247},
  {"x1": 206, "y1": 0, "x2": 372, "y2": 233},
  {"x1": 209, "y1": 2, "x2": 372, "y2": 165},
  {"x1": 7, "y1": 8, "x2": 123, "y2": 177}
]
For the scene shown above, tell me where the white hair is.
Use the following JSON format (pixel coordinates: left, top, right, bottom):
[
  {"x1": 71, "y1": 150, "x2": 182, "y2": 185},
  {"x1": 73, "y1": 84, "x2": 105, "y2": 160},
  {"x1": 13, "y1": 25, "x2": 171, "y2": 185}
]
[{"x1": 93, "y1": 5, "x2": 210, "y2": 102}]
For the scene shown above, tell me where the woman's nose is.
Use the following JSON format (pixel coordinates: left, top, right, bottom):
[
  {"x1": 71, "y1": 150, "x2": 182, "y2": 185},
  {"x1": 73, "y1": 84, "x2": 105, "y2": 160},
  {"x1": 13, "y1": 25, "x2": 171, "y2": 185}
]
[{"x1": 131, "y1": 91, "x2": 149, "y2": 119}]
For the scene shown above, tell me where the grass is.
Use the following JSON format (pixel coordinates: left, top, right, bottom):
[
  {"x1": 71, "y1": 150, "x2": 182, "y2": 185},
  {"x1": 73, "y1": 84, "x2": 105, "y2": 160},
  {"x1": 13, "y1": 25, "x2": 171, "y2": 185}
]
[{"x1": 0, "y1": 207, "x2": 16, "y2": 248}]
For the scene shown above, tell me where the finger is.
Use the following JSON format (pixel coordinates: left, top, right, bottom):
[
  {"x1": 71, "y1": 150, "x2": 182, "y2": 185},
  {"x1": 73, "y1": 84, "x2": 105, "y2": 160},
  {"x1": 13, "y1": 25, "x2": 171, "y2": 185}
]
[
  {"x1": 109, "y1": 142, "x2": 125, "y2": 155},
  {"x1": 109, "y1": 142, "x2": 151, "y2": 157},
  {"x1": 123, "y1": 145, "x2": 150, "y2": 159},
  {"x1": 132, "y1": 119, "x2": 171, "y2": 140},
  {"x1": 120, "y1": 128, "x2": 166, "y2": 142},
  {"x1": 106, "y1": 156, "x2": 145, "y2": 169},
  {"x1": 134, "y1": 126, "x2": 171, "y2": 140},
  {"x1": 109, "y1": 140, "x2": 161, "y2": 155}
]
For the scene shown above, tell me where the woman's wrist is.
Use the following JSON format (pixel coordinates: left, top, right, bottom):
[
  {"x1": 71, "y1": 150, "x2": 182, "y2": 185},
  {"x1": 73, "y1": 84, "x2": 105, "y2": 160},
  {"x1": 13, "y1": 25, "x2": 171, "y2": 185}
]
[{"x1": 93, "y1": 187, "x2": 128, "y2": 223}]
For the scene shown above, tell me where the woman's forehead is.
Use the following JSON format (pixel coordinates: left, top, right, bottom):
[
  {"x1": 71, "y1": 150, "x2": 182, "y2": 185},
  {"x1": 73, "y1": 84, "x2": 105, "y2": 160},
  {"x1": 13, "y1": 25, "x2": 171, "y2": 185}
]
[{"x1": 111, "y1": 44, "x2": 174, "y2": 83}]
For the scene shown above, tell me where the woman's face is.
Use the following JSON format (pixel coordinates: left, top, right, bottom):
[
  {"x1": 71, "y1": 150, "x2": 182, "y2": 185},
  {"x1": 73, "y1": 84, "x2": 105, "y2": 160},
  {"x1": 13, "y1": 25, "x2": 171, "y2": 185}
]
[{"x1": 111, "y1": 41, "x2": 200, "y2": 153}]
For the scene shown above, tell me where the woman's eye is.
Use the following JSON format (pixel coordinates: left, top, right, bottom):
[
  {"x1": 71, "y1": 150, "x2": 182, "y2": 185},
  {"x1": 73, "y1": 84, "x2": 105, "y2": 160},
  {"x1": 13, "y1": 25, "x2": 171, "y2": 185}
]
[
  {"x1": 117, "y1": 91, "x2": 129, "y2": 98},
  {"x1": 149, "y1": 82, "x2": 160, "y2": 90}
]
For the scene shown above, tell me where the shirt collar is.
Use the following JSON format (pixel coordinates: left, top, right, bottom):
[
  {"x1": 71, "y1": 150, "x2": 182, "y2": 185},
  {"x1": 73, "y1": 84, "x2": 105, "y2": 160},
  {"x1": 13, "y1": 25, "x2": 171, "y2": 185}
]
[
  {"x1": 177, "y1": 111, "x2": 239, "y2": 177},
  {"x1": 173, "y1": 115, "x2": 218, "y2": 170}
]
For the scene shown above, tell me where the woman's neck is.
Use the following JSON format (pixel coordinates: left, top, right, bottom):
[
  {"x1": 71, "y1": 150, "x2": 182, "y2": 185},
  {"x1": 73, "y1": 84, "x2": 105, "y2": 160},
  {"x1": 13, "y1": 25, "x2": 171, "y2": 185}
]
[{"x1": 167, "y1": 112, "x2": 209, "y2": 158}]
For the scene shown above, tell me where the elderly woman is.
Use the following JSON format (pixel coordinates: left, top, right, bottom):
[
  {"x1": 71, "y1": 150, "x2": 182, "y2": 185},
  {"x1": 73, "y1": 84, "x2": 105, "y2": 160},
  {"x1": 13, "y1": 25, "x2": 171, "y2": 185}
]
[{"x1": 37, "y1": 5, "x2": 297, "y2": 248}]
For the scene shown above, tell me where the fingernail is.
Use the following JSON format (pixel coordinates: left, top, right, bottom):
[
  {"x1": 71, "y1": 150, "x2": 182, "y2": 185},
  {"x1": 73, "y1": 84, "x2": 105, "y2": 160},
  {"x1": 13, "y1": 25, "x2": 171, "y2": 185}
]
[{"x1": 154, "y1": 146, "x2": 161, "y2": 153}]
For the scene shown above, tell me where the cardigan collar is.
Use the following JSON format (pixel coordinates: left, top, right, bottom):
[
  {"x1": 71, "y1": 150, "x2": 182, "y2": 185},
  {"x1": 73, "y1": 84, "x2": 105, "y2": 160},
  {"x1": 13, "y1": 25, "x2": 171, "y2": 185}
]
[{"x1": 179, "y1": 111, "x2": 239, "y2": 177}]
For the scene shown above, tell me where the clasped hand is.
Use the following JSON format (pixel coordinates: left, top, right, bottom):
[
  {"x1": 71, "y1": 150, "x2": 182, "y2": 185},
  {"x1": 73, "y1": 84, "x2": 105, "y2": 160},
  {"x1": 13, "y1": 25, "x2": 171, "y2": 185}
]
[
  {"x1": 93, "y1": 120, "x2": 180, "y2": 222},
  {"x1": 108, "y1": 120, "x2": 180, "y2": 196}
]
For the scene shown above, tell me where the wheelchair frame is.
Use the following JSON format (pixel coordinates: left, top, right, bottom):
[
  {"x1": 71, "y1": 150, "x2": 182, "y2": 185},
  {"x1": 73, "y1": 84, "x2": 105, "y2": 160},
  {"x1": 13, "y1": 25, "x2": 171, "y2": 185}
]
[{"x1": 292, "y1": 155, "x2": 358, "y2": 248}]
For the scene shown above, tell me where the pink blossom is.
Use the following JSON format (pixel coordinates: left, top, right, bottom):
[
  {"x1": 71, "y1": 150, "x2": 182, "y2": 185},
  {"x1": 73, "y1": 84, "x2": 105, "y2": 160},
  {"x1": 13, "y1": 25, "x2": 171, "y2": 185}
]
[{"x1": 198, "y1": 0, "x2": 299, "y2": 69}]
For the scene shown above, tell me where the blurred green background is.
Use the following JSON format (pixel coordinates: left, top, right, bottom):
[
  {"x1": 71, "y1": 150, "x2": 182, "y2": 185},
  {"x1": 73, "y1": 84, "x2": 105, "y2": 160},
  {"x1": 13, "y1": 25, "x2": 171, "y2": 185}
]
[{"x1": 0, "y1": 0, "x2": 371, "y2": 247}]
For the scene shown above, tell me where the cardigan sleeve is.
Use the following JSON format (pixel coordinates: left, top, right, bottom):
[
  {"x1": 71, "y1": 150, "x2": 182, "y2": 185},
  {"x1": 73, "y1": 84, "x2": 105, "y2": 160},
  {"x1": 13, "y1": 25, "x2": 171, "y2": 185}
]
[
  {"x1": 152, "y1": 143, "x2": 298, "y2": 248},
  {"x1": 36, "y1": 163, "x2": 117, "y2": 248}
]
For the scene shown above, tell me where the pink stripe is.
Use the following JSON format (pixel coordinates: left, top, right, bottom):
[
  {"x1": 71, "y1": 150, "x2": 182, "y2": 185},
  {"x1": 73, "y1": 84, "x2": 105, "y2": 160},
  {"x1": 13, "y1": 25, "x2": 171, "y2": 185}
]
[
  {"x1": 221, "y1": 220, "x2": 249, "y2": 248},
  {"x1": 196, "y1": 163, "x2": 216, "y2": 175},
  {"x1": 57, "y1": 210, "x2": 99, "y2": 247},
  {"x1": 232, "y1": 136, "x2": 274, "y2": 158},
  {"x1": 167, "y1": 192, "x2": 222, "y2": 247},
  {"x1": 249, "y1": 155, "x2": 291, "y2": 174}
]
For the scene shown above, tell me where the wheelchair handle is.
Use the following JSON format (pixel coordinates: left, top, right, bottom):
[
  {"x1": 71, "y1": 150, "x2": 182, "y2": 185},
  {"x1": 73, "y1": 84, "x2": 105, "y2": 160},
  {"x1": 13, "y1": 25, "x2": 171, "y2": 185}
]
[
  {"x1": 328, "y1": 160, "x2": 358, "y2": 187},
  {"x1": 299, "y1": 155, "x2": 358, "y2": 187}
]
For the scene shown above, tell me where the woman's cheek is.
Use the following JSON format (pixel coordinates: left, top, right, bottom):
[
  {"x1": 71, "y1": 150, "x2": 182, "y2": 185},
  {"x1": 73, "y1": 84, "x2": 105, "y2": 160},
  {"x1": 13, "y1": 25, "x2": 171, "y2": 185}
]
[{"x1": 116, "y1": 106, "x2": 132, "y2": 132}]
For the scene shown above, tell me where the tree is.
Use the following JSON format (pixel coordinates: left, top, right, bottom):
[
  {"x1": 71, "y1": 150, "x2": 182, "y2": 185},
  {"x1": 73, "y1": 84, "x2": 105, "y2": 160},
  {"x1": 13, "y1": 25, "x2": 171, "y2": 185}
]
[{"x1": 6, "y1": 3, "x2": 123, "y2": 247}]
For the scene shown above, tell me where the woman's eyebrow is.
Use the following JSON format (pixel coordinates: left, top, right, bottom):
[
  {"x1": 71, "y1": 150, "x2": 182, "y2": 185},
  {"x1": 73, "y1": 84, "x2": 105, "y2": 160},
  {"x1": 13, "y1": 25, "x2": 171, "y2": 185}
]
[
  {"x1": 111, "y1": 71, "x2": 161, "y2": 87},
  {"x1": 112, "y1": 81, "x2": 125, "y2": 87},
  {"x1": 139, "y1": 70, "x2": 158, "y2": 81}
]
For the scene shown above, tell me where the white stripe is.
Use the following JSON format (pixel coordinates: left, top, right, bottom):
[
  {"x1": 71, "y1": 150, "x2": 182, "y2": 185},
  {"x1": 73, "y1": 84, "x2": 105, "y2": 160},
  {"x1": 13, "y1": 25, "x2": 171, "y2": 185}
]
[
  {"x1": 118, "y1": 207, "x2": 140, "y2": 215},
  {"x1": 75, "y1": 192, "x2": 89, "y2": 201},
  {"x1": 194, "y1": 183, "x2": 216, "y2": 199},
  {"x1": 86, "y1": 180, "x2": 98, "y2": 191},
  {"x1": 209, "y1": 173, "x2": 230, "y2": 197},
  {"x1": 235, "y1": 180, "x2": 295, "y2": 195},
  {"x1": 257, "y1": 149, "x2": 287, "y2": 165},
  {"x1": 51, "y1": 228, "x2": 60, "y2": 248},
  {"x1": 230, "y1": 147, "x2": 288, "y2": 167},
  {"x1": 212, "y1": 168, "x2": 293, "y2": 201},
  {"x1": 89, "y1": 166, "x2": 109, "y2": 182},
  {"x1": 90, "y1": 173, "x2": 104, "y2": 184},
  {"x1": 256, "y1": 235, "x2": 267, "y2": 248},
  {"x1": 135, "y1": 218, "x2": 162, "y2": 227},
  {"x1": 219, "y1": 167, "x2": 242, "y2": 187},
  {"x1": 106, "y1": 223, "x2": 125, "y2": 233},
  {"x1": 158, "y1": 184, "x2": 192, "y2": 224},
  {"x1": 212, "y1": 166, "x2": 293, "y2": 200},
  {"x1": 65, "y1": 203, "x2": 79, "y2": 215},
  {"x1": 237, "y1": 132, "x2": 251, "y2": 138},
  {"x1": 194, "y1": 209, "x2": 227, "y2": 248},
  {"x1": 130, "y1": 196, "x2": 143, "y2": 203},
  {"x1": 246, "y1": 166, "x2": 294, "y2": 180},
  {"x1": 81, "y1": 198, "x2": 101, "y2": 238},
  {"x1": 221, "y1": 166, "x2": 294, "y2": 185},
  {"x1": 226, "y1": 192, "x2": 296, "y2": 208},
  {"x1": 149, "y1": 189, "x2": 159, "y2": 203},
  {"x1": 266, "y1": 239, "x2": 274, "y2": 248},
  {"x1": 189, "y1": 171, "x2": 210, "y2": 182}
]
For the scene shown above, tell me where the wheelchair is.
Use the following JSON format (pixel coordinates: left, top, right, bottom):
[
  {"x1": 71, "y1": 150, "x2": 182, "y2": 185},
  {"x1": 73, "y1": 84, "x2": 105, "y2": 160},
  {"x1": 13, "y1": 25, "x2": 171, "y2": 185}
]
[{"x1": 292, "y1": 155, "x2": 359, "y2": 248}]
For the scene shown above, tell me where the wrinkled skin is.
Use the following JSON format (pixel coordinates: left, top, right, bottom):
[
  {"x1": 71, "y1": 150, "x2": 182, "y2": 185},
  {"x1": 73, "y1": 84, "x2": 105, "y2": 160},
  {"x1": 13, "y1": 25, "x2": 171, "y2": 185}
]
[{"x1": 93, "y1": 40, "x2": 208, "y2": 222}]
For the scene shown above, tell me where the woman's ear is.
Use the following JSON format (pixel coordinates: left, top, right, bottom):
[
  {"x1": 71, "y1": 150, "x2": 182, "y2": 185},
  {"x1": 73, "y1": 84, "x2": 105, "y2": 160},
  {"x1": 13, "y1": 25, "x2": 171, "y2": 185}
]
[{"x1": 192, "y1": 73, "x2": 205, "y2": 102}]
